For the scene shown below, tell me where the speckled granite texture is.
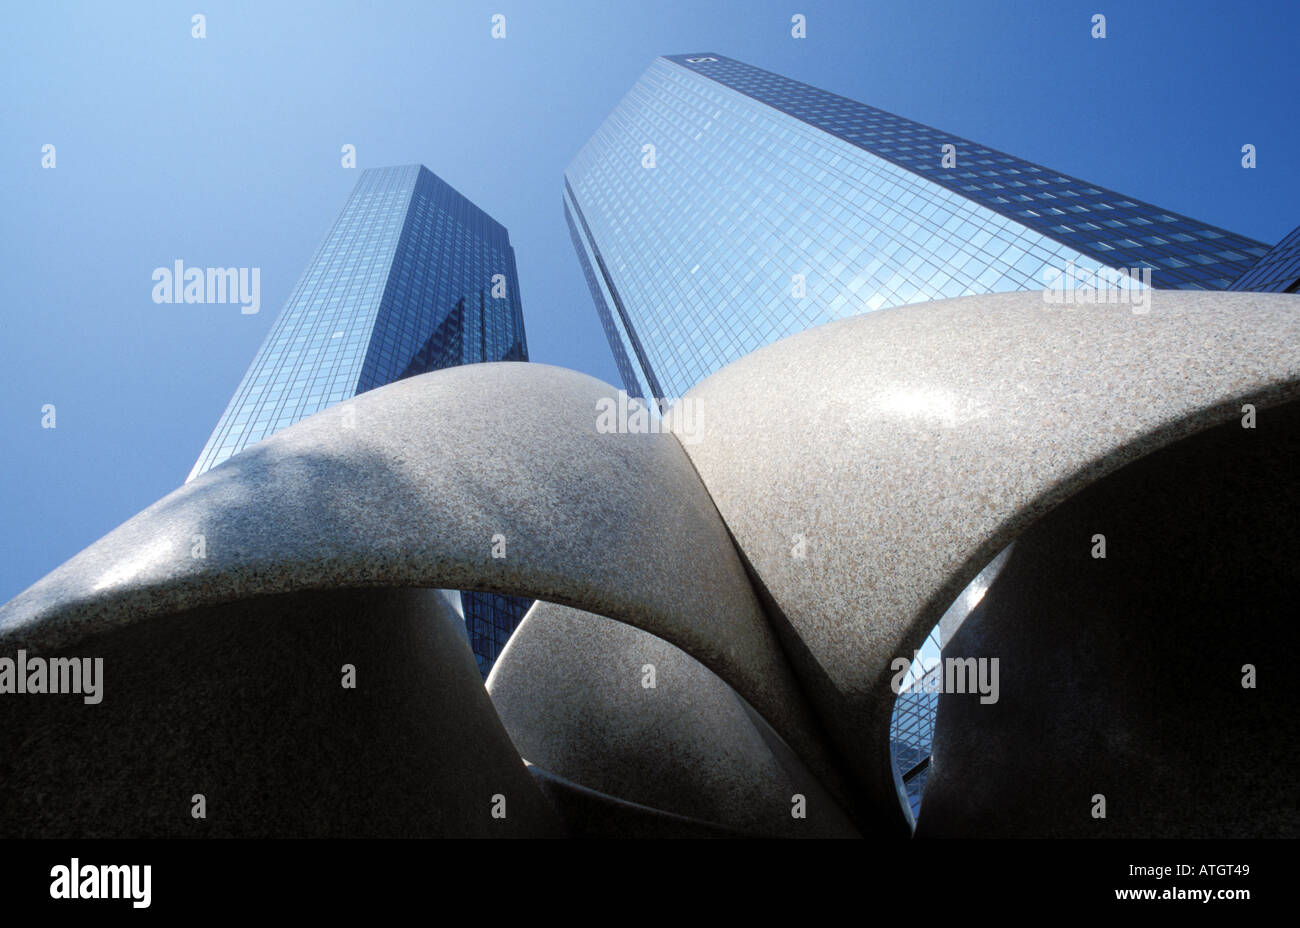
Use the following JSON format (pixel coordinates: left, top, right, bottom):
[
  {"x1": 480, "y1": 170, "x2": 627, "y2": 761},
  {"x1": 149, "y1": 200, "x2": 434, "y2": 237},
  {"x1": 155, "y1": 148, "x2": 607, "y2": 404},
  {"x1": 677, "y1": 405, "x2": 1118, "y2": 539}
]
[
  {"x1": 0, "y1": 587, "x2": 564, "y2": 837},
  {"x1": 1, "y1": 291, "x2": 1297, "y2": 837},
  {"x1": 667, "y1": 290, "x2": 1300, "y2": 830},
  {"x1": 0, "y1": 362, "x2": 845, "y2": 835},
  {"x1": 488, "y1": 601, "x2": 860, "y2": 837}
]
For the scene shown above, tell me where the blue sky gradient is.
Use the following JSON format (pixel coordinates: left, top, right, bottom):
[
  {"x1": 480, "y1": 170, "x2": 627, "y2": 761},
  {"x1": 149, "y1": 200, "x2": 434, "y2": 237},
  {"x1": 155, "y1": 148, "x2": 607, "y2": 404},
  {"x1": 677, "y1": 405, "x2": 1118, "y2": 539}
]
[{"x1": 2, "y1": 0, "x2": 1297, "y2": 602}]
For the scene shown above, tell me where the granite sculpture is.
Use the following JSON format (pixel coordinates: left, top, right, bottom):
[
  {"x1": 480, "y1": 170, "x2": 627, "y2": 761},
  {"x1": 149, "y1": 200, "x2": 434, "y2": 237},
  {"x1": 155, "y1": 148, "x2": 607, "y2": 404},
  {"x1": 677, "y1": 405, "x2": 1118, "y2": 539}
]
[{"x1": 2, "y1": 290, "x2": 1296, "y2": 838}]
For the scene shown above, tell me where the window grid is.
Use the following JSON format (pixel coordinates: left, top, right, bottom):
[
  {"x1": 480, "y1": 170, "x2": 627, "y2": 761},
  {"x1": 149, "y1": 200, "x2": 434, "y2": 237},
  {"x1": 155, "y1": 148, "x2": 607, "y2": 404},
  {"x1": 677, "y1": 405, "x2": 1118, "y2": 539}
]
[
  {"x1": 189, "y1": 164, "x2": 530, "y2": 676},
  {"x1": 567, "y1": 57, "x2": 1148, "y2": 400}
]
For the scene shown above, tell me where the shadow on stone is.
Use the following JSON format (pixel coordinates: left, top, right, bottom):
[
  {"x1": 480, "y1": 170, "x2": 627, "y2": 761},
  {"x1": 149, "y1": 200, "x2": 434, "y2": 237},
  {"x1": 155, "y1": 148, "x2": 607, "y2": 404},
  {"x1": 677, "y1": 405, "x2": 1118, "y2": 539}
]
[
  {"x1": 918, "y1": 401, "x2": 1300, "y2": 837},
  {"x1": 0, "y1": 587, "x2": 563, "y2": 837}
]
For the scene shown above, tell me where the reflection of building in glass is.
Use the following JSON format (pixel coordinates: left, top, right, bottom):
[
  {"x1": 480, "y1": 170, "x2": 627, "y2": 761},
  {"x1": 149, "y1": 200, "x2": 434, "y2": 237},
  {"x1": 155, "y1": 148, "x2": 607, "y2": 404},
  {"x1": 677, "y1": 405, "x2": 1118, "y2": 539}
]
[
  {"x1": 565, "y1": 52, "x2": 1271, "y2": 405},
  {"x1": 189, "y1": 164, "x2": 530, "y2": 677}
]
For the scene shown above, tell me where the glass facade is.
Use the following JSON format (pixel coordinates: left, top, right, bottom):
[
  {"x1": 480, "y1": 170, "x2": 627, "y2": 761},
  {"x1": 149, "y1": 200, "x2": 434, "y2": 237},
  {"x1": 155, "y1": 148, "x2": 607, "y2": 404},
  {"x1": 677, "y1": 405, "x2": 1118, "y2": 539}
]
[
  {"x1": 565, "y1": 53, "x2": 1279, "y2": 822},
  {"x1": 461, "y1": 591, "x2": 533, "y2": 677},
  {"x1": 1231, "y1": 221, "x2": 1300, "y2": 292},
  {"x1": 664, "y1": 54, "x2": 1268, "y2": 291},
  {"x1": 565, "y1": 53, "x2": 1273, "y2": 403},
  {"x1": 189, "y1": 164, "x2": 531, "y2": 678},
  {"x1": 890, "y1": 640, "x2": 940, "y2": 825}
]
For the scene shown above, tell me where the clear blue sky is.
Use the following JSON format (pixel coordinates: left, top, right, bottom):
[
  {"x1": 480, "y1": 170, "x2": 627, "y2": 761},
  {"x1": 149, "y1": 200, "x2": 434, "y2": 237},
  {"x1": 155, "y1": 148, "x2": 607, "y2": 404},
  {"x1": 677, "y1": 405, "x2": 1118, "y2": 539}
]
[{"x1": 2, "y1": 0, "x2": 1297, "y2": 603}]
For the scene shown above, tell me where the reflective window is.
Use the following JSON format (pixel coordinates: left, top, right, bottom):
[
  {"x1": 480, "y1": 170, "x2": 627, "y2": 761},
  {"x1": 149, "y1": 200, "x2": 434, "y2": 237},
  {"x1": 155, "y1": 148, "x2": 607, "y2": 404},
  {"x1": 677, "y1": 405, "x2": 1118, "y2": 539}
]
[
  {"x1": 189, "y1": 165, "x2": 530, "y2": 677},
  {"x1": 567, "y1": 55, "x2": 1266, "y2": 401}
]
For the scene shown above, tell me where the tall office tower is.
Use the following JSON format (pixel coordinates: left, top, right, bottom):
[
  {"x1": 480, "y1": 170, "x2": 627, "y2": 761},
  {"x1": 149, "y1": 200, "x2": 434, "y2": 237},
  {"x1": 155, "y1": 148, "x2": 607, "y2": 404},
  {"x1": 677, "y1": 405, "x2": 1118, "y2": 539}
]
[
  {"x1": 564, "y1": 52, "x2": 1277, "y2": 820},
  {"x1": 564, "y1": 52, "x2": 1273, "y2": 405},
  {"x1": 190, "y1": 164, "x2": 531, "y2": 677}
]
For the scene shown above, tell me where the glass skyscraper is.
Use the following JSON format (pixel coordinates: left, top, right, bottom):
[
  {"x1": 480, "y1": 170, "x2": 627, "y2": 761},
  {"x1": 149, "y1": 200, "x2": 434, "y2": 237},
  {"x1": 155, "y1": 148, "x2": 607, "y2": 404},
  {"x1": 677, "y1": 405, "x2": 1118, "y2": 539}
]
[
  {"x1": 564, "y1": 52, "x2": 1280, "y2": 821},
  {"x1": 564, "y1": 52, "x2": 1273, "y2": 406},
  {"x1": 190, "y1": 163, "x2": 531, "y2": 677}
]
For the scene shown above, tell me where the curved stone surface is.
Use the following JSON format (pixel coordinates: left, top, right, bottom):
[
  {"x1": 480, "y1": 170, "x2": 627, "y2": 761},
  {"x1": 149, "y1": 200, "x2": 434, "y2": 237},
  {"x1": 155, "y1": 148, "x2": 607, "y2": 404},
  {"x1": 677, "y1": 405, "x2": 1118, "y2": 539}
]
[
  {"x1": 665, "y1": 290, "x2": 1300, "y2": 829},
  {"x1": 524, "y1": 762, "x2": 747, "y2": 838},
  {"x1": 487, "y1": 600, "x2": 860, "y2": 838},
  {"x1": 917, "y1": 404, "x2": 1300, "y2": 836},
  {"x1": 0, "y1": 587, "x2": 563, "y2": 837},
  {"x1": 0, "y1": 362, "x2": 842, "y2": 811}
]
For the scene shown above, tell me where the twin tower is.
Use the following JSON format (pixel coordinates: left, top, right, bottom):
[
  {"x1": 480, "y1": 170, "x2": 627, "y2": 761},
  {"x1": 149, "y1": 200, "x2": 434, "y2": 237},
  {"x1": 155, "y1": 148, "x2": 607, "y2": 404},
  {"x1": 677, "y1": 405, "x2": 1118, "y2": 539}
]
[{"x1": 188, "y1": 52, "x2": 1298, "y2": 678}]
